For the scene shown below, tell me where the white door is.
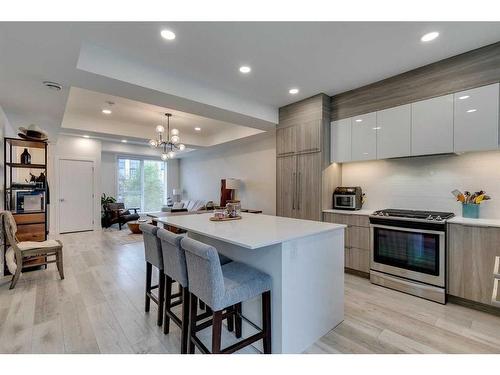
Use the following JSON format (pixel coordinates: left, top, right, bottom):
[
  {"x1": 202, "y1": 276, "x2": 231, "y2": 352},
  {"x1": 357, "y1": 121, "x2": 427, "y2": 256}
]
[
  {"x1": 376, "y1": 104, "x2": 411, "y2": 159},
  {"x1": 411, "y1": 94, "x2": 454, "y2": 156},
  {"x1": 454, "y1": 83, "x2": 500, "y2": 152},
  {"x1": 59, "y1": 159, "x2": 94, "y2": 233},
  {"x1": 330, "y1": 118, "x2": 352, "y2": 163},
  {"x1": 351, "y1": 112, "x2": 377, "y2": 161}
]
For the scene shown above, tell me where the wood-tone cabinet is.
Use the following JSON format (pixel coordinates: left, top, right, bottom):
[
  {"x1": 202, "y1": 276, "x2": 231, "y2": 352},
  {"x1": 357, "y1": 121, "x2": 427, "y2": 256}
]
[
  {"x1": 351, "y1": 112, "x2": 377, "y2": 161},
  {"x1": 323, "y1": 212, "x2": 370, "y2": 273},
  {"x1": 448, "y1": 223, "x2": 500, "y2": 306},
  {"x1": 453, "y1": 83, "x2": 499, "y2": 153},
  {"x1": 411, "y1": 94, "x2": 454, "y2": 156},
  {"x1": 276, "y1": 153, "x2": 321, "y2": 221},
  {"x1": 276, "y1": 155, "x2": 297, "y2": 219},
  {"x1": 277, "y1": 94, "x2": 333, "y2": 222},
  {"x1": 276, "y1": 126, "x2": 297, "y2": 156},
  {"x1": 296, "y1": 153, "x2": 321, "y2": 220},
  {"x1": 376, "y1": 104, "x2": 411, "y2": 159},
  {"x1": 276, "y1": 120, "x2": 321, "y2": 157}
]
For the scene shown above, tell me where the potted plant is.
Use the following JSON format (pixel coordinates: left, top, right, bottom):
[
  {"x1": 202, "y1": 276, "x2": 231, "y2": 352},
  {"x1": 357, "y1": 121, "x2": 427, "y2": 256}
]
[{"x1": 101, "y1": 193, "x2": 117, "y2": 227}]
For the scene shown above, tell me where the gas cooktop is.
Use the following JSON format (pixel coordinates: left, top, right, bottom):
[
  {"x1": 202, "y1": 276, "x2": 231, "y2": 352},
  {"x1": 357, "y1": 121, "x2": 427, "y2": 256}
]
[{"x1": 371, "y1": 209, "x2": 455, "y2": 222}]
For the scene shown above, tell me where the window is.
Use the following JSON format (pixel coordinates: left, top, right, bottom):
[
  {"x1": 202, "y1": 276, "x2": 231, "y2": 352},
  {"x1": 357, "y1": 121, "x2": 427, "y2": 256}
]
[{"x1": 117, "y1": 157, "x2": 167, "y2": 212}]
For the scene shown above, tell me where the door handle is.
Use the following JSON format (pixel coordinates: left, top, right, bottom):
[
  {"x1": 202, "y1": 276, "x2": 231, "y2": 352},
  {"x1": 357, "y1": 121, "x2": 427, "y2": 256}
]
[
  {"x1": 292, "y1": 172, "x2": 296, "y2": 209},
  {"x1": 297, "y1": 172, "x2": 301, "y2": 210},
  {"x1": 59, "y1": 198, "x2": 65, "y2": 202}
]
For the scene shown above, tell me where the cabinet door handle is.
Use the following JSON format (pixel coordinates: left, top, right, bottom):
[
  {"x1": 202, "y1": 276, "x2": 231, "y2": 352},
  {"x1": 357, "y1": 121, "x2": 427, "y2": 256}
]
[
  {"x1": 292, "y1": 172, "x2": 296, "y2": 210},
  {"x1": 492, "y1": 278, "x2": 500, "y2": 307},
  {"x1": 297, "y1": 172, "x2": 301, "y2": 210}
]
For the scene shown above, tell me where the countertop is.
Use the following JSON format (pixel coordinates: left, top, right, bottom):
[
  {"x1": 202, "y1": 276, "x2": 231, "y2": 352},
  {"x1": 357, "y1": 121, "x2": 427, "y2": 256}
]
[
  {"x1": 447, "y1": 216, "x2": 500, "y2": 228},
  {"x1": 157, "y1": 212, "x2": 346, "y2": 249},
  {"x1": 323, "y1": 209, "x2": 375, "y2": 216}
]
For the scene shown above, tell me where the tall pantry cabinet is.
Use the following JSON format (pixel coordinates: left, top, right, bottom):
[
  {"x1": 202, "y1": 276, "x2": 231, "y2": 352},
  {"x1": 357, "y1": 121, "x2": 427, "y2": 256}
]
[{"x1": 276, "y1": 94, "x2": 336, "y2": 221}]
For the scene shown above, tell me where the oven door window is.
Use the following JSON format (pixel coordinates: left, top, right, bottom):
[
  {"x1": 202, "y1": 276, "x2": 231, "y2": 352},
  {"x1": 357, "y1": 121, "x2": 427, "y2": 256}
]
[
  {"x1": 335, "y1": 196, "x2": 353, "y2": 208},
  {"x1": 373, "y1": 227, "x2": 439, "y2": 276}
]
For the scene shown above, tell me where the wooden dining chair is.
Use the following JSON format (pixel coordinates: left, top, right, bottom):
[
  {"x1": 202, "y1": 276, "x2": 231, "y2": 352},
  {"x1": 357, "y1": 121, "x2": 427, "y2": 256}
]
[{"x1": 1, "y1": 211, "x2": 64, "y2": 289}]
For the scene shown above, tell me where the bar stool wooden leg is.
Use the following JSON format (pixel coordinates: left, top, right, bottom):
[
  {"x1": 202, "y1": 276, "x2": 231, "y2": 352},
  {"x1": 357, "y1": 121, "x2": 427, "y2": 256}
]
[
  {"x1": 262, "y1": 291, "x2": 272, "y2": 354},
  {"x1": 157, "y1": 272, "x2": 165, "y2": 326},
  {"x1": 227, "y1": 306, "x2": 234, "y2": 332},
  {"x1": 235, "y1": 303, "x2": 242, "y2": 339},
  {"x1": 189, "y1": 294, "x2": 198, "y2": 354},
  {"x1": 181, "y1": 287, "x2": 190, "y2": 354},
  {"x1": 145, "y1": 262, "x2": 152, "y2": 312},
  {"x1": 163, "y1": 276, "x2": 172, "y2": 334},
  {"x1": 211, "y1": 311, "x2": 223, "y2": 354}
]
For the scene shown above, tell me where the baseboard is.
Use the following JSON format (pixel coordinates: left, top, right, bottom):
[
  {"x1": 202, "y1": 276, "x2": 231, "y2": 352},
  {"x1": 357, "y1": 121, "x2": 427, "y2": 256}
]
[
  {"x1": 447, "y1": 295, "x2": 500, "y2": 317},
  {"x1": 345, "y1": 268, "x2": 369, "y2": 279}
]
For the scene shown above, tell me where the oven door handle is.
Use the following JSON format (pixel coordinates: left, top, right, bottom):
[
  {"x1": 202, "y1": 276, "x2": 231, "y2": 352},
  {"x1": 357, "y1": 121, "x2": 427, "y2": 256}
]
[{"x1": 369, "y1": 223, "x2": 446, "y2": 236}]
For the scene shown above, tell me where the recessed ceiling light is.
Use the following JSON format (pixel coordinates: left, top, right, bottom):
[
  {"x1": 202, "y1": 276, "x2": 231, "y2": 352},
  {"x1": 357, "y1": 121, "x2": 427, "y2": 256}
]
[
  {"x1": 121, "y1": 139, "x2": 127, "y2": 143},
  {"x1": 459, "y1": 95, "x2": 470, "y2": 100},
  {"x1": 161, "y1": 29, "x2": 176, "y2": 40},
  {"x1": 194, "y1": 127, "x2": 201, "y2": 131},
  {"x1": 421, "y1": 31, "x2": 439, "y2": 42},
  {"x1": 355, "y1": 119, "x2": 363, "y2": 123},
  {"x1": 467, "y1": 109, "x2": 477, "y2": 113},
  {"x1": 239, "y1": 66, "x2": 251, "y2": 74},
  {"x1": 83, "y1": 135, "x2": 90, "y2": 139},
  {"x1": 102, "y1": 109, "x2": 112, "y2": 115},
  {"x1": 372, "y1": 127, "x2": 381, "y2": 130},
  {"x1": 289, "y1": 88, "x2": 299, "y2": 95}
]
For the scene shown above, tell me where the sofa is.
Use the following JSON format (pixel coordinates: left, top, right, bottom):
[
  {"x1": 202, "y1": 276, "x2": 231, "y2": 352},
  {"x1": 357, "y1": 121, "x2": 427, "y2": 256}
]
[{"x1": 161, "y1": 199, "x2": 207, "y2": 212}]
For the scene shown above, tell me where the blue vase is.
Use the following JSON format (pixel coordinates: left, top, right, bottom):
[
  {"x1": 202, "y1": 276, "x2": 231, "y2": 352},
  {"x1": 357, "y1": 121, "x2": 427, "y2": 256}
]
[{"x1": 462, "y1": 203, "x2": 479, "y2": 219}]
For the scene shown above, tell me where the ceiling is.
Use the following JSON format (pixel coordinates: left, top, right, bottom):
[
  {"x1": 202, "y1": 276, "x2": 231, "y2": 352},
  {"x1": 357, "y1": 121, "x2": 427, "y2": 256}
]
[
  {"x1": 1, "y1": 22, "x2": 499, "y2": 152},
  {"x1": 61, "y1": 87, "x2": 263, "y2": 147}
]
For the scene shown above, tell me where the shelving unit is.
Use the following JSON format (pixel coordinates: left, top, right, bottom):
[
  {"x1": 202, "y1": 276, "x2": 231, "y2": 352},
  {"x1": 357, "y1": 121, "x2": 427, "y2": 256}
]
[{"x1": 3, "y1": 137, "x2": 48, "y2": 275}]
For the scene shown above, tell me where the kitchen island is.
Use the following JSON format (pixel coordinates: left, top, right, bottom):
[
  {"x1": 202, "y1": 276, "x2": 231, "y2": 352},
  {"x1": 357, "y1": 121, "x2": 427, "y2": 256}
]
[{"x1": 157, "y1": 212, "x2": 345, "y2": 353}]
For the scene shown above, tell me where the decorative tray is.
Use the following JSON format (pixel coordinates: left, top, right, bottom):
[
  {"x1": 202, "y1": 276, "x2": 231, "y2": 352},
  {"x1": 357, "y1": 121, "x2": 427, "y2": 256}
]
[{"x1": 209, "y1": 215, "x2": 242, "y2": 222}]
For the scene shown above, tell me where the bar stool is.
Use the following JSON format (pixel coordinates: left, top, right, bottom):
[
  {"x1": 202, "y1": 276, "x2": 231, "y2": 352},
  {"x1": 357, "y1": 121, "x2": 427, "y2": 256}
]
[
  {"x1": 157, "y1": 228, "x2": 238, "y2": 353},
  {"x1": 140, "y1": 223, "x2": 166, "y2": 326},
  {"x1": 182, "y1": 237, "x2": 272, "y2": 354}
]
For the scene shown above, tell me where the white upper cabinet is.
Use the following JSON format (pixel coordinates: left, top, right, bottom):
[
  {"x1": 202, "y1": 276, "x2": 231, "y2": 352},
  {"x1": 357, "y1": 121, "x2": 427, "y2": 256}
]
[
  {"x1": 376, "y1": 104, "x2": 411, "y2": 159},
  {"x1": 454, "y1": 83, "x2": 499, "y2": 152},
  {"x1": 351, "y1": 112, "x2": 377, "y2": 161},
  {"x1": 331, "y1": 118, "x2": 352, "y2": 163},
  {"x1": 411, "y1": 94, "x2": 454, "y2": 156}
]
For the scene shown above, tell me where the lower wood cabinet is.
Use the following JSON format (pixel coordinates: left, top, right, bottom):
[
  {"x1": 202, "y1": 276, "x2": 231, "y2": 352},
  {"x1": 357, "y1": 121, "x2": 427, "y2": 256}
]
[
  {"x1": 448, "y1": 223, "x2": 500, "y2": 306},
  {"x1": 323, "y1": 212, "x2": 370, "y2": 273}
]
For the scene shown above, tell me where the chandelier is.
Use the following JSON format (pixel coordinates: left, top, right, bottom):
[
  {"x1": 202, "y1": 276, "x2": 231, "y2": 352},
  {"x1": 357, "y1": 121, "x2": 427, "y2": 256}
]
[{"x1": 149, "y1": 113, "x2": 185, "y2": 160}]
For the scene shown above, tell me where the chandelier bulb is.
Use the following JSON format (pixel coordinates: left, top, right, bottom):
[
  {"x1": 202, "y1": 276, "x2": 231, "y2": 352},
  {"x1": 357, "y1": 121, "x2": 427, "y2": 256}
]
[
  {"x1": 179, "y1": 144, "x2": 186, "y2": 151},
  {"x1": 156, "y1": 125, "x2": 165, "y2": 133}
]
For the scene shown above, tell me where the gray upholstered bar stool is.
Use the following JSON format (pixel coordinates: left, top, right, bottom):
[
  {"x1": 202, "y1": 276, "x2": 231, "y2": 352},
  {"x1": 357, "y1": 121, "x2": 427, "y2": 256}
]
[
  {"x1": 182, "y1": 237, "x2": 272, "y2": 354},
  {"x1": 140, "y1": 223, "x2": 166, "y2": 326},
  {"x1": 157, "y1": 228, "x2": 238, "y2": 354}
]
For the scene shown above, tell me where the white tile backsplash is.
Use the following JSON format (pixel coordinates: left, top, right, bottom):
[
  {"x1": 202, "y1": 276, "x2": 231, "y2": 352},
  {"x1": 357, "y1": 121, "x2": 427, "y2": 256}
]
[{"x1": 341, "y1": 150, "x2": 500, "y2": 219}]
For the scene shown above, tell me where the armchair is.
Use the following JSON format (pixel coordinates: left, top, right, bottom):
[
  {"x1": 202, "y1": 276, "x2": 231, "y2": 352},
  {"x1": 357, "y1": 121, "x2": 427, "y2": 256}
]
[{"x1": 103, "y1": 202, "x2": 140, "y2": 229}]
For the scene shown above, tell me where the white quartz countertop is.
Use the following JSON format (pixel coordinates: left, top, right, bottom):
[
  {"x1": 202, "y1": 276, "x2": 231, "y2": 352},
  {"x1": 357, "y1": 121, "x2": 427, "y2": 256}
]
[
  {"x1": 323, "y1": 209, "x2": 375, "y2": 216},
  {"x1": 448, "y1": 216, "x2": 500, "y2": 228},
  {"x1": 158, "y1": 213, "x2": 346, "y2": 249}
]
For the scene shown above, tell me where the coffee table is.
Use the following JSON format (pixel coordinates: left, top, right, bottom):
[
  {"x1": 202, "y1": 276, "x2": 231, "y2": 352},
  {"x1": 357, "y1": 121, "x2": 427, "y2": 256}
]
[{"x1": 127, "y1": 220, "x2": 148, "y2": 234}]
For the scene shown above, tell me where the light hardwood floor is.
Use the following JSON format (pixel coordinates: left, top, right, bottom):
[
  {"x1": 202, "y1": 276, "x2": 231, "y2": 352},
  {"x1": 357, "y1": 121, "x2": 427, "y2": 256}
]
[{"x1": 1, "y1": 228, "x2": 500, "y2": 354}]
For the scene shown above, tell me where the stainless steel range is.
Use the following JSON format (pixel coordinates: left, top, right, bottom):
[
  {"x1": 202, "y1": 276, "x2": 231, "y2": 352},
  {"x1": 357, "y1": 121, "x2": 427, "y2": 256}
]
[{"x1": 369, "y1": 209, "x2": 455, "y2": 304}]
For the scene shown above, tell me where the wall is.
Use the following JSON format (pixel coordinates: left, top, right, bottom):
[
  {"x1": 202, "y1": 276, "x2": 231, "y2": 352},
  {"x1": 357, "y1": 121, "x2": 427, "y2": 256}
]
[
  {"x1": 179, "y1": 132, "x2": 276, "y2": 215},
  {"x1": 341, "y1": 150, "x2": 500, "y2": 219}
]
